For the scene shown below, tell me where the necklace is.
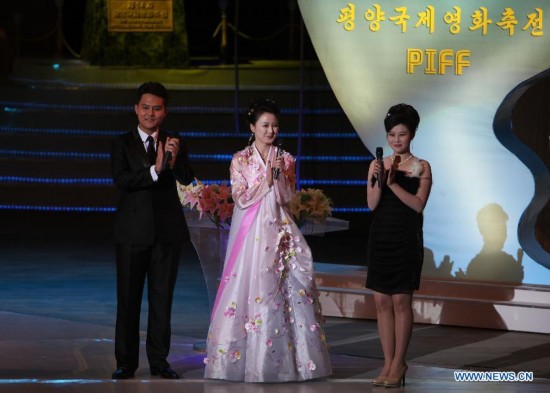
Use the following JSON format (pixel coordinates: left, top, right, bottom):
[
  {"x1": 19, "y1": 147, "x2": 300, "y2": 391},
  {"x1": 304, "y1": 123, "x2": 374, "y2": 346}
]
[
  {"x1": 256, "y1": 144, "x2": 269, "y2": 160},
  {"x1": 392, "y1": 154, "x2": 414, "y2": 166}
]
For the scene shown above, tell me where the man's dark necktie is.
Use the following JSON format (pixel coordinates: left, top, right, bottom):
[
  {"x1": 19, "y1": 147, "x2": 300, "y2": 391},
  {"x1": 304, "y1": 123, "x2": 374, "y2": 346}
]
[{"x1": 146, "y1": 136, "x2": 156, "y2": 165}]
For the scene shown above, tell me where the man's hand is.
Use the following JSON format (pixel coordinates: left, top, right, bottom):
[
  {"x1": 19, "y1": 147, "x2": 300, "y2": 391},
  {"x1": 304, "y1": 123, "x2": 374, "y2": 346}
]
[
  {"x1": 155, "y1": 140, "x2": 164, "y2": 174},
  {"x1": 154, "y1": 137, "x2": 180, "y2": 173},
  {"x1": 165, "y1": 137, "x2": 179, "y2": 169}
]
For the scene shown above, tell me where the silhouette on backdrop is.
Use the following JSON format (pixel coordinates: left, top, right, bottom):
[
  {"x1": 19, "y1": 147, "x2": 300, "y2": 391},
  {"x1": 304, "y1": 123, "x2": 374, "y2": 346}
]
[
  {"x1": 456, "y1": 203, "x2": 524, "y2": 283},
  {"x1": 421, "y1": 247, "x2": 454, "y2": 279}
]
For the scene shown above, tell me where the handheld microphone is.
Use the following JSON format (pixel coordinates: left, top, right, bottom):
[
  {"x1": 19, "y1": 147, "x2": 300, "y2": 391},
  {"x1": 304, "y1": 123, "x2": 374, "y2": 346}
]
[
  {"x1": 161, "y1": 151, "x2": 172, "y2": 172},
  {"x1": 371, "y1": 147, "x2": 383, "y2": 187},
  {"x1": 161, "y1": 134, "x2": 176, "y2": 172},
  {"x1": 375, "y1": 147, "x2": 383, "y2": 188},
  {"x1": 273, "y1": 139, "x2": 284, "y2": 180},
  {"x1": 376, "y1": 147, "x2": 383, "y2": 161}
]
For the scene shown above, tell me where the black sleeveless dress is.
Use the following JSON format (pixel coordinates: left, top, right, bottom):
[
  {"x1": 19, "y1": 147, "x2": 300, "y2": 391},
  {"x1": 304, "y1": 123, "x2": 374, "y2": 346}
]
[{"x1": 366, "y1": 170, "x2": 424, "y2": 294}]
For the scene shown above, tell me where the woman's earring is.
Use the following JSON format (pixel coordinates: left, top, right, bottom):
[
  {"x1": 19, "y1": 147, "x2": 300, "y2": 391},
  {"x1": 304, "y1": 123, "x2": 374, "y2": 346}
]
[{"x1": 248, "y1": 133, "x2": 254, "y2": 146}]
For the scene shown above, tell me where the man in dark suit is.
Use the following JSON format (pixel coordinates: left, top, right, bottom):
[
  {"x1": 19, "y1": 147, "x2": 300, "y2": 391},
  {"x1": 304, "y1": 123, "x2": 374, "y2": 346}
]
[{"x1": 110, "y1": 82, "x2": 194, "y2": 379}]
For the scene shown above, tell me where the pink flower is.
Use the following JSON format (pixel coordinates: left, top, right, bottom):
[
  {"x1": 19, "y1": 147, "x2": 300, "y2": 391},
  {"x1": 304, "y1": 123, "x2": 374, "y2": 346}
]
[
  {"x1": 245, "y1": 321, "x2": 256, "y2": 332},
  {"x1": 180, "y1": 180, "x2": 235, "y2": 228},
  {"x1": 224, "y1": 302, "x2": 237, "y2": 318},
  {"x1": 245, "y1": 315, "x2": 262, "y2": 333},
  {"x1": 177, "y1": 179, "x2": 204, "y2": 210}
]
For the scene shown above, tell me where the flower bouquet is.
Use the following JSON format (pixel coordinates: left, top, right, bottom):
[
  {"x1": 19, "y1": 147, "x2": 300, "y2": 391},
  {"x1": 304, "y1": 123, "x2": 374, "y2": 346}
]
[
  {"x1": 177, "y1": 179, "x2": 234, "y2": 229},
  {"x1": 289, "y1": 188, "x2": 333, "y2": 228}
]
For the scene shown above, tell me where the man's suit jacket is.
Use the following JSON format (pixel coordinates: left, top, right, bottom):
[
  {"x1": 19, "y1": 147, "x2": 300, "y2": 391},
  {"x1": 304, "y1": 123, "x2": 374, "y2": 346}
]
[{"x1": 111, "y1": 129, "x2": 194, "y2": 245}]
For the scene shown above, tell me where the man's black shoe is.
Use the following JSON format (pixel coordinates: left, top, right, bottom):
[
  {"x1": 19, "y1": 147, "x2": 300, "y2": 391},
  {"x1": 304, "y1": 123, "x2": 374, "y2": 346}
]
[
  {"x1": 112, "y1": 368, "x2": 135, "y2": 379},
  {"x1": 151, "y1": 366, "x2": 180, "y2": 379}
]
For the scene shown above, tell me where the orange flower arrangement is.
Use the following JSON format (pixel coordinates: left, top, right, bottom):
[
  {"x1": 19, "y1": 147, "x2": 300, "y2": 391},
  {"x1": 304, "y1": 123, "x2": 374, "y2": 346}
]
[
  {"x1": 179, "y1": 181, "x2": 332, "y2": 231},
  {"x1": 289, "y1": 188, "x2": 333, "y2": 228},
  {"x1": 177, "y1": 179, "x2": 234, "y2": 229}
]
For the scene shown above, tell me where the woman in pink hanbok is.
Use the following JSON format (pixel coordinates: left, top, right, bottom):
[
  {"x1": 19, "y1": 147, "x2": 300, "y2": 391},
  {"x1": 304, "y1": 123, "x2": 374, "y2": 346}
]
[{"x1": 204, "y1": 99, "x2": 332, "y2": 382}]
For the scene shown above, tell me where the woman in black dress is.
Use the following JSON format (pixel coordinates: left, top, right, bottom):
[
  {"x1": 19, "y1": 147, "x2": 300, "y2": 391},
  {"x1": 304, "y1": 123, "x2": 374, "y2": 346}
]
[{"x1": 366, "y1": 104, "x2": 432, "y2": 388}]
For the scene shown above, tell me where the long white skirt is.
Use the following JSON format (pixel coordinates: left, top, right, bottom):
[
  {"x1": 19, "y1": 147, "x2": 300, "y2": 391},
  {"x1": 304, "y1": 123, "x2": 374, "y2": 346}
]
[{"x1": 203, "y1": 188, "x2": 332, "y2": 382}]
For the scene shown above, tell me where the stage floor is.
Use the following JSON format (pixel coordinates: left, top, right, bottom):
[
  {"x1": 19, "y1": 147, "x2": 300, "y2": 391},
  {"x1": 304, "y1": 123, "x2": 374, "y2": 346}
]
[{"x1": 1, "y1": 234, "x2": 549, "y2": 392}]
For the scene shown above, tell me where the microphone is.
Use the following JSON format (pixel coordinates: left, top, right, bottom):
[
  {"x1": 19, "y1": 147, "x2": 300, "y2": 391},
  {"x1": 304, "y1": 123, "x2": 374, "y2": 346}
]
[
  {"x1": 161, "y1": 151, "x2": 172, "y2": 172},
  {"x1": 161, "y1": 134, "x2": 176, "y2": 172},
  {"x1": 371, "y1": 147, "x2": 383, "y2": 187},
  {"x1": 273, "y1": 139, "x2": 284, "y2": 180},
  {"x1": 375, "y1": 147, "x2": 383, "y2": 188},
  {"x1": 376, "y1": 147, "x2": 383, "y2": 161}
]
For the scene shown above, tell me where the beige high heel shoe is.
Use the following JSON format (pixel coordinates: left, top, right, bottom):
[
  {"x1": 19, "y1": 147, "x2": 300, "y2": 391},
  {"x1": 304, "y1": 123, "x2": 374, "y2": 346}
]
[
  {"x1": 384, "y1": 363, "x2": 408, "y2": 388},
  {"x1": 371, "y1": 375, "x2": 387, "y2": 386}
]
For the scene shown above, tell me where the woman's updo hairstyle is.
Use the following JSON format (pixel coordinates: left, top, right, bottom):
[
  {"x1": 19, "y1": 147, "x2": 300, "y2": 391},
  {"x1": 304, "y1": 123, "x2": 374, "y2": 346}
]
[
  {"x1": 246, "y1": 98, "x2": 280, "y2": 126},
  {"x1": 384, "y1": 103, "x2": 420, "y2": 138}
]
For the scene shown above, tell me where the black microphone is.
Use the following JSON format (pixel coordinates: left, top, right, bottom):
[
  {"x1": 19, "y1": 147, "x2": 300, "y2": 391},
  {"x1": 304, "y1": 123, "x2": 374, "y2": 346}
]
[
  {"x1": 371, "y1": 147, "x2": 383, "y2": 187},
  {"x1": 161, "y1": 151, "x2": 171, "y2": 172},
  {"x1": 161, "y1": 134, "x2": 176, "y2": 172},
  {"x1": 273, "y1": 139, "x2": 284, "y2": 180}
]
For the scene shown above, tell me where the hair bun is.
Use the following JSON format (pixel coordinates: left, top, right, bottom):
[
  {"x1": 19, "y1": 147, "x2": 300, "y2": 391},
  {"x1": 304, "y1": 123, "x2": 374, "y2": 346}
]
[
  {"x1": 246, "y1": 98, "x2": 280, "y2": 125},
  {"x1": 384, "y1": 103, "x2": 420, "y2": 135}
]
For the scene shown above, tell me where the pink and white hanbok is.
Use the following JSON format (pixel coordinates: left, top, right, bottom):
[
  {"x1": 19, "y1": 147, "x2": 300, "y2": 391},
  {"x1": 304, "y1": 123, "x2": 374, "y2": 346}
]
[{"x1": 204, "y1": 144, "x2": 332, "y2": 382}]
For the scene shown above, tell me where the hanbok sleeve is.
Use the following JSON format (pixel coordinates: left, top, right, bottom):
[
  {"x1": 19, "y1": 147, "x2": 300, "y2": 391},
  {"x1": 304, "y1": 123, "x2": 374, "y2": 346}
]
[
  {"x1": 274, "y1": 152, "x2": 296, "y2": 205},
  {"x1": 230, "y1": 152, "x2": 270, "y2": 209}
]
